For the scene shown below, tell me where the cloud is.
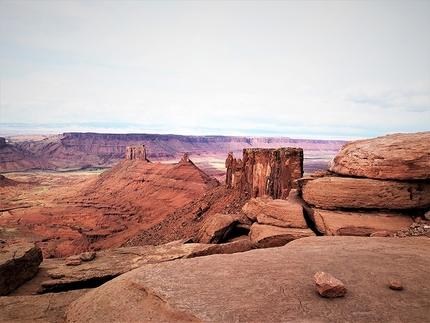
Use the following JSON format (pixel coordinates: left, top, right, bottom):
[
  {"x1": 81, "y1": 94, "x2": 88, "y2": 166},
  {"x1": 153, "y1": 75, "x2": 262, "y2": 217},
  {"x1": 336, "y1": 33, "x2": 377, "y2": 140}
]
[
  {"x1": 341, "y1": 80, "x2": 430, "y2": 112},
  {"x1": 1, "y1": 1, "x2": 429, "y2": 139}
]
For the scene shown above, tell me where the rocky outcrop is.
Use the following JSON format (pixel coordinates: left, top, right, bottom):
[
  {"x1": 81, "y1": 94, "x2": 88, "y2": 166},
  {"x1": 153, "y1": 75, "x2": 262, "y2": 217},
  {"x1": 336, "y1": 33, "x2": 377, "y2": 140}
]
[
  {"x1": 195, "y1": 213, "x2": 238, "y2": 244},
  {"x1": 226, "y1": 148, "x2": 303, "y2": 199},
  {"x1": 300, "y1": 176, "x2": 430, "y2": 209},
  {"x1": 239, "y1": 194, "x2": 315, "y2": 248},
  {"x1": 249, "y1": 223, "x2": 315, "y2": 248},
  {"x1": 308, "y1": 209, "x2": 413, "y2": 236},
  {"x1": 243, "y1": 197, "x2": 308, "y2": 228},
  {"x1": 0, "y1": 243, "x2": 43, "y2": 295},
  {"x1": 328, "y1": 132, "x2": 430, "y2": 180},
  {"x1": 64, "y1": 236, "x2": 430, "y2": 323},
  {"x1": 299, "y1": 132, "x2": 429, "y2": 237}
]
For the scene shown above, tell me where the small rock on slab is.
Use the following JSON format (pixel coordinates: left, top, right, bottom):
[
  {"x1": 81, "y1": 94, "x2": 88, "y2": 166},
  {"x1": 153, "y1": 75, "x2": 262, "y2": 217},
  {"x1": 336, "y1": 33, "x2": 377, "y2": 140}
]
[
  {"x1": 79, "y1": 251, "x2": 96, "y2": 262},
  {"x1": 65, "y1": 256, "x2": 82, "y2": 266},
  {"x1": 389, "y1": 280, "x2": 404, "y2": 291},
  {"x1": 313, "y1": 271, "x2": 347, "y2": 298}
]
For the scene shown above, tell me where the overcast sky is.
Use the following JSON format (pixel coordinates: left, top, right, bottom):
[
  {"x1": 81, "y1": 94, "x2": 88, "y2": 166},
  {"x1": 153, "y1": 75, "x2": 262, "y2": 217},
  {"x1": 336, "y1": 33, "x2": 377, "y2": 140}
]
[{"x1": 1, "y1": 1, "x2": 429, "y2": 139}]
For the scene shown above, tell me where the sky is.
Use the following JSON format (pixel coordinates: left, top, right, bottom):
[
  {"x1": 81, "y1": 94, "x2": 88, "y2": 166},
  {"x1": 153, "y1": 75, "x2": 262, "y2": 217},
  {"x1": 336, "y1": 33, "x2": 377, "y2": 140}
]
[{"x1": 0, "y1": 0, "x2": 429, "y2": 140}]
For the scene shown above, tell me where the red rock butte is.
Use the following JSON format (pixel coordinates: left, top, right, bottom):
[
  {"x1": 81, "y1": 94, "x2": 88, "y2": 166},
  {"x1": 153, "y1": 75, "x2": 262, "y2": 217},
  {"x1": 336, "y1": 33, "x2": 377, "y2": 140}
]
[{"x1": 226, "y1": 147, "x2": 303, "y2": 199}]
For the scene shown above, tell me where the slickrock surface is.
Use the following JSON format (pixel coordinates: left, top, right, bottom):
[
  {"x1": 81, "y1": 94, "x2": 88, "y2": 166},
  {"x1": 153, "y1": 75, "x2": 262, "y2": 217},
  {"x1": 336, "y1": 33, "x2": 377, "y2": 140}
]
[
  {"x1": 38, "y1": 240, "x2": 252, "y2": 294},
  {"x1": 301, "y1": 176, "x2": 430, "y2": 209},
  {"x1": 328, "y1": 132, "x2": 430, "y2": 180},
  {"x1": 65, "y1": 236, "x2": 430, "y2": 323},
  {"x1": 0, "y1": 289, "x2": 89, "y2": 323},
  {"x1": 0, "y1": 243, "x2": 43, "y2": 295}
]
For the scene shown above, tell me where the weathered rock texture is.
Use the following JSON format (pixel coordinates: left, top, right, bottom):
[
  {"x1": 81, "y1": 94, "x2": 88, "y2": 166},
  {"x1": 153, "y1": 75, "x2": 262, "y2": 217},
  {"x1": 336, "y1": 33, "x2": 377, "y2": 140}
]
[
  {"x1": 249, "y1": 223, "x2": 315, "y2": 248},
  {"x1": 298, "y1": 132, "x2": 429, "y2": 237},
  {"x1": 243, "y1": 197, "x2": 308, "y2": 228},
  {"x1": 313, "y1": 271, "x2": 347, "y2": 298},
  {"x1": 37, "y1": 240, "x2": 253, "y2": 294},
  {"x1": 226, "y1": 148, "x2": 303, "y2": 199},
  {"x1": 309, "y1": 209, "x2": 413, "y2": 236},
  {"x1": 195, "y1": 213, "x2": 238, "y2": 244},
  {"x1": 65, "y1": 236, "x2": 430, "y2": 323},
  {"x1": 0, "y1": 243, "x2": 43, "y2": 295},
  {"x1": 240, "y1": 195, "x2": 315, "y2": 248},
  {"x1": 0, "y1": 289, "x2": 89, "y2": 323},
  {"x1": 300, "y1": 176, "x2": 430, "y2": 209},
  {"x1": 328, "y1": 132, "x2": 430, "y2": 180}
]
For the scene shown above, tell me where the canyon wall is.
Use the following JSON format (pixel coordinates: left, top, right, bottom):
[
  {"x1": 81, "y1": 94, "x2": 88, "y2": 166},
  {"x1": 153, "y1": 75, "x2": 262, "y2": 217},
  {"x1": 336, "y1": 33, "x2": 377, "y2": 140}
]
[
  {"x1": 226, "y1": 148, "x2": 303, "y2": 199},
  {"x1": 1, "y1": 132, "x2": 345, "y2": 174}
]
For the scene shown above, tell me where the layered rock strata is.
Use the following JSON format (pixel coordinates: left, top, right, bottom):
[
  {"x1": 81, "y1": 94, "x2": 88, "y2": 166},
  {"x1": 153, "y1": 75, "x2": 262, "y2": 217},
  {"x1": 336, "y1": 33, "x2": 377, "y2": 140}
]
[
  {"x1": 226, "y1": 148, "x2": 303, "y2": 199},
  {"x1": 299, "y1": 132, "x2": 430, "y2": 237}
]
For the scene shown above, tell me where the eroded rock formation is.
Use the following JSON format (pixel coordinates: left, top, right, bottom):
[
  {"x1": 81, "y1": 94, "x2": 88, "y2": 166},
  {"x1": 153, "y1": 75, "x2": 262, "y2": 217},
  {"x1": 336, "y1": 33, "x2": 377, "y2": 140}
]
[
  {"x1": 328, "y1": 131, "x2": 430, "y2": 180},
  {"x1": 226, "y1": 148, "x2": 303, "y2": 199},
  {"x1": 299, "y1": 132, "x2": 430, "y2": 237},
  {"x1": 125, "y1": 145, "x2": 148, "y2": 161},
  {"x1": 0, "y1": 243, "x2": 43, "y2": 295}
]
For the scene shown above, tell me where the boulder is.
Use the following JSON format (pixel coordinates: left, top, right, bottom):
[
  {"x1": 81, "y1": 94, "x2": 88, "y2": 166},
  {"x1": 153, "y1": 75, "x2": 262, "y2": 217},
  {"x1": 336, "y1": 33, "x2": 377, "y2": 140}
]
[
  {"x1": 328, "y1": 132, "x2": 430, "y2": 180},
  {"x1": 313, "y1": 271, "x2": 347, "y2": 298},
  {"x1": 0, "y1": 243, "x2": 43, "y2": 296},
  {"x1": 242, "y1": 196, "x2": 274, "y2": 221},
  {"x1": 249, "y1": 223, "x2": 315, "y2": 248},
  {"x1": 242, "y1": 196, "x2": 308, "y2": 229},
  {"x1": 195, "y1": 213, "x2": 237, "y2": 244},
  {"x1": 65, "y1": 236, "x2": 430, "y2": 323},
  {"x1": 308, "y1": 209, "x2": 413, "y2": 236},
  {"x1": 300, "y1": 176, "x2": 430, "y2": 209}
]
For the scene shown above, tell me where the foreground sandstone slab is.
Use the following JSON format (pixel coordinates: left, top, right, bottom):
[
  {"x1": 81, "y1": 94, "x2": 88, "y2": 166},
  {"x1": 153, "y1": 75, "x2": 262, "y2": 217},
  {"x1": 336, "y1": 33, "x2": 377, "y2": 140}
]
[
  {"x1": 0, "y1": 243, "x2": 43, "y2": 296},
  {"x1": 309, "y1": 209, "x2": 413, "y2": 236},
  {"x1": 38, "y1": 240, "x2": 253, "y2": 293},
  {"x1": 328, "y1": 132, "x2": 430, "y2": 180},
  {"x1": 65, "y1": 236, "x2": 430, "y2": 323},
  {"x1": 300, "y1": 176, "x2": 430, "y2": 209},
  {"x1": 0, "y1": 289, "x2": 88, "y2": 323}
]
